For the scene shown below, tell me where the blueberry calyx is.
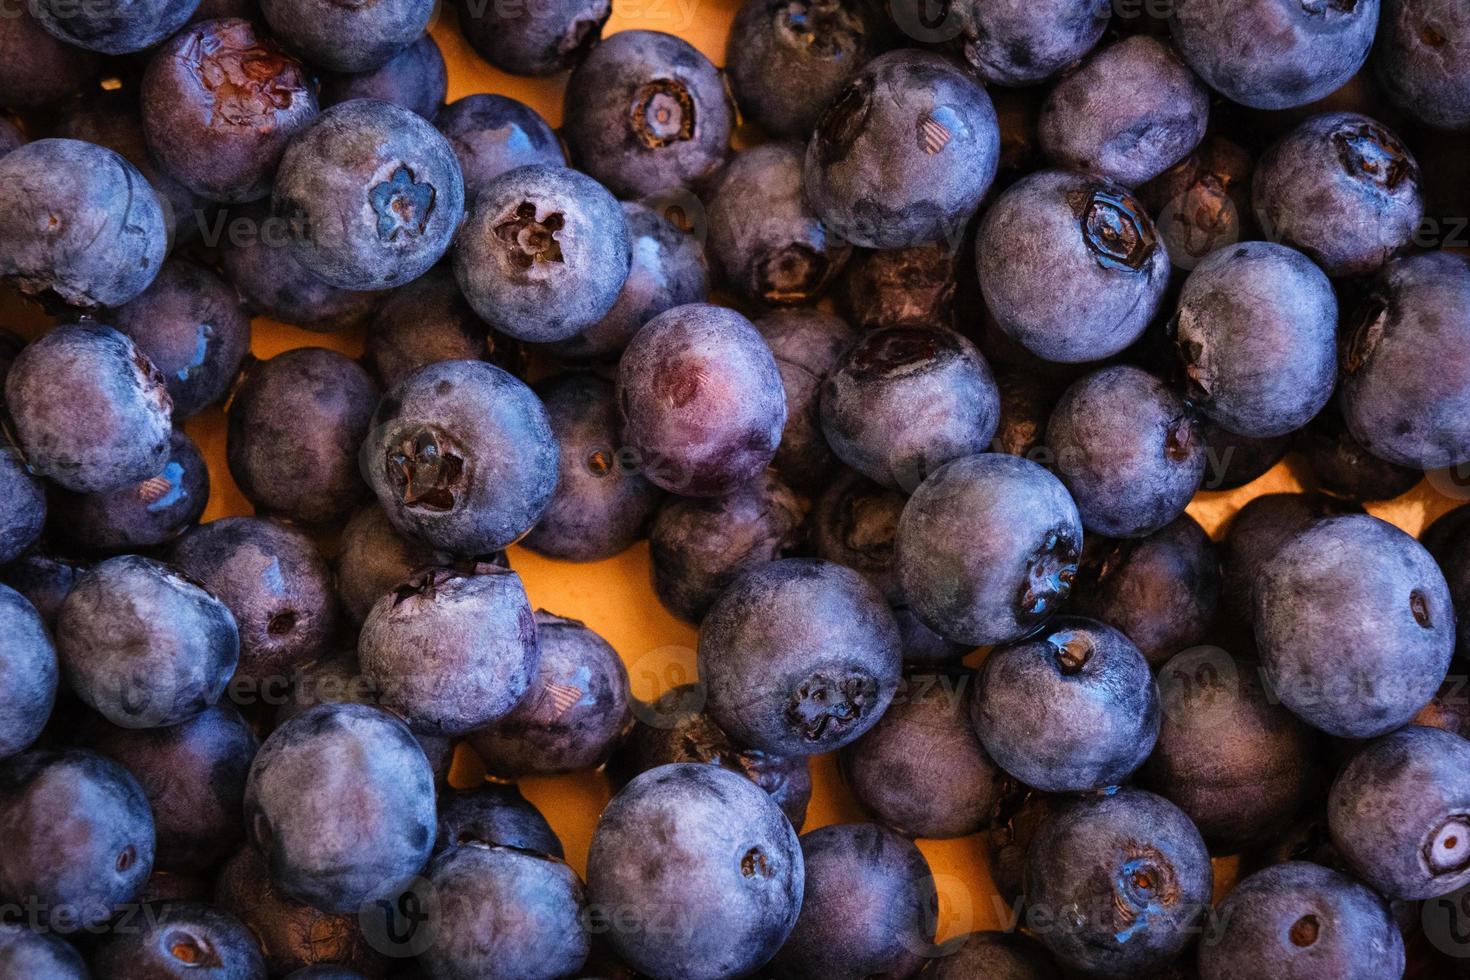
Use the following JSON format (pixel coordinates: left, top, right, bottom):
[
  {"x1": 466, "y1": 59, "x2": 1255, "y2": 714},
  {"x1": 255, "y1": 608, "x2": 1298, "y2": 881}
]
[
  {"x1": 740, "y1": 846, "x2": 769, "y2": 878},
  {"x1": 1076, "y1": 188, "x2": 1157, "y2": 272},
  {"x1": 1020, "y1": 530, "x2": 1078, "y2": 622},
  {"x1": 776, "y1": 0, "x2": 865, "y2": 58},
  {"x1": 387, "y1": 428, "x2": 466, "y2": 512},
  {"x1": 1049, "y1": 630, "x2": 1093, "y2": 676},
  {"x1": 784, "y1": 671, "x2": 877, "y2": 742},
  {"x1": 632, "y1": 79, "x2": 696, "y2": 148},
  {"x1": 1164, "y1": 415, "x2": 1197, "y2": 463},
  {"x1": 371, "y1": 166, "x2": 435, "y2": 242},
  {"x1": 1289, "y1": 915, "x2": 1321, "y2": 948},
  {"x1": 494, "y1": 202, "x2": 566, "y2": 269},
  {"x1": 1332, "y1": 122, "x2": 1414, "y2": 192},
  {"x1": 165, "y1": 929, "x2": 214, "y2": 966},
  {"x1": 1424, "y1": 816, "x2": 1470, "y2": 876},
  {"x1": 1411, "y1": 589, "x2": 1433, "y2": 627},
  {"x1": 1343, "y1": 292, "x2": 1389, "y2": 375}
]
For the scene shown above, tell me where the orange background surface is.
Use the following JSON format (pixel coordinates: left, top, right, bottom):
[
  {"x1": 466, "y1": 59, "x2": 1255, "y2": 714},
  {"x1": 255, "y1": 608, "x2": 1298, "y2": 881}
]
[{"x1": 3, "y1": 3, "x2": 1466, "y2": 946}]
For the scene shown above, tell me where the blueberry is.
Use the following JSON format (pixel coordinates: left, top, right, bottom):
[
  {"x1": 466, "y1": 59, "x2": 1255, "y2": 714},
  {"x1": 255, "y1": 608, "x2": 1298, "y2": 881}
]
[
  {"x1": 366, "y1": 359, "x2": 559, "y2": 555},
  {"x1": 892, "y1": 605, "x2": 969, "y2": 665},
  {"x1": 335, "y1": 505, "x2": 454, "y2": 626},
  {"x1": 984, "y1": 787, "x2": 1058, "y2": 908},
  {"x1": 81, "y1": 703, "x2": 257, "y2": 874},
  {"x1": 458, "y1": 0, "x2": 609, "y2": 75},
  {"x1": 214, "y1": 846, "x2": 385, "y2": 977},
  {"x1": 754, "y1": 309, "x2": 856, "y2": 492},
  {"x1": 1329, "y1": 726, "x2": 1470, "y2": 899},
  {"x1": 922, "y1": 931, "x2": 1061, "y2": 979},
  {"x1": 453, "y1": 164, "x2": 630, "y2": 343},
  {"x1": 31, "y1": 0, "x2": 199, "y2": 54},
  {"x1": 725, "y1": 0, "x2": 881, "y2": 140},
  {"x1": 896, "y1": 453, "x2": 1082, "y2": 646},
  {"x1": 260, "y1": 0, "x2": 431, "y2": 71},
  {"x1": 1219, "y1": 492, "x2": 1362, "y2": 624},
  {"x1": 586, "y1": 763, "x2": 803, "y2": 980},
  {"x1": 434, "y1": 95, "x2": 567, "y2": 202},
  {"x1": 57, "y1": 555, "x2": 239, "y2": 729},
  {"x1": 0, "y1": 140, "x2": 167, "y2": 309},
  {"x1": 1048, "y1": 365, "x2": 1205, "y2": 538},
  {"x1": 0, "y1": 441, "x2": 45, "y2": 566},
  {"x1": 821, "y1": 326, "x2": 1000, "y2": 491},
  {"x1": 949, "y1": 0, "x2": 1110, "y2": 86},
  {"x1": 54, "y1": 90, "x2": 205, "y2": 247},
  {"x1": 6, "y1": 323, "x2": 172, "y2": 493},
  {"x1": 649, "y1": 470, "x2": 809, "y2": 623},
  {"x1": 436, "y1": 783, "x2": 564, "y2": 858},
  {"x1": 0, "y1": 8, "x2": 97, "y2": 110},
  {"x1": 1432, "y1": 524, "x2": 1470, "y2": 661},
  {"x1": 1296, "y1": 399, "x2": 1423, "y2": 501},
  {"x1": 1254, "y1": 111, "x2": 1422, "y2": 277},
  {"x1": 112, "y1": 259, "x2": 253, "y2": 419},
  {"x1": 359, "y1": 564, "x2": 539, "y2": 735},
  {"x1": 1199, "y1": 424, "x2": 1290, "y2": 491},
  {"x1": 227, "y1": 347, "x2": 379, "y2": 526},
  {"x1": 1339, "y1": 251, "x2": 1470, "y2": 469},
  {"x1": 320, "y1": 33, "x2": 446, "y2": 120},
  {"x1": 415, "y1": 843, "x2": 589, "y2": 980},
  {"x1": 974, "y1": 616, "x2": 1159, "y2": 792},
  {"x1": 0, "y1": 552, "x2": 88, "y2": 630},
  {"x1": 1255, "y1": 514, "x2": 1454, "y2": 738},
  {"x1": 169, "y1": 517, "x2": 339, "y2": 686},
  {"x1": 617, "y1": 303, "x2": 787, "y2": 496},
  {"x1": 564, "y1": 30, "x2": 733, "y2": 198},
  {"x1": 1069, "y1": 514, "x2": 1219, "y2": 667},
  {"x1": 700, "y1": 558, "x2": 902, "y2": 756},
  {"x1": 366, "y1": 267, "x2": 524, "y2": 391},
  {"x1": 1375, "y1": 0, "x2": 1470, "y2": 131},
  {"x1": 0, "y1": 749, "x2": 154, "y2": 931},
  {"x1": 608, "y1": 684, "x2": 813, "y2": 829},
  {"x1": 218, "y1": 202, "x2": 381, "y2": 332},
  {"x1": 1169, "y1": 0, "x2": 1380, "y2": 109},
  {"x1": 979, "y1": 170, "x2": 1170, "y2": 362},
  {"x1": 0, "y1": 586, "x2": 57, "y2": 761},
  {"x1": 93, "y1": 901, "x2": 266, "y2": 979},
  {"x1": 142, "y1": 18, "x2": 317, "y2": 204},
  {"x1": 1171, "y1": 242, "x2": 1337, "y2": 437},
  {"x1": 840, "y1": 669, "x2": 1008, "y2": 839},
  {"x1": 708, "y1": 142, "x2": 853, "y2": 307},
  {"x1": 272, "y1": 100, "x2": 465, "y2": 290},
  {"x1": 772, "y1": 822, "x2": 936, "y2": 978},
  {"x1": 0, "y1": 117, "x2": 19, "y2": 157},
  {"x1": 991, "y1": 369, "x2": 1062, "y2": 461},
  {"x1": 804, "y1": 50, "x2": 999, "y2": 248},
  {"x1": 1024, "y1": 788, "x2": 1212, "y2": 977},
  {"x1": 52, "y1": 428, "x2": 210, "y2": 554},
  {"x1": 245, "y1": 703, "x2": 436, "y2": 913},
  {"x1": 1138, "y1": 135, "x2": 1256, "y2": 272},
  {"x1": 835, "y1": 242, "x2": 960, "y2": 331},
  {"x1": 521, "y1": 374, "x2": 663, "y2": 562},
  {"x1": 812, "y1": 469, "x2": 905, "y2": 601},
  {"x1": 1197, "y1": 861, "x2": 1403, "y2": 980},
  {"x1": 554, "y1": 204, "x2": 712, "y2": 365},
  {"x1": 0, "y1": 923, "x2": 87, "y2": 978},
  {"x1": 1039, "y1": 37, "x2": 1210, "y2": 188},
  {"x1": 1144, "y1": 650, "x2": 1316, "y2": 853}
]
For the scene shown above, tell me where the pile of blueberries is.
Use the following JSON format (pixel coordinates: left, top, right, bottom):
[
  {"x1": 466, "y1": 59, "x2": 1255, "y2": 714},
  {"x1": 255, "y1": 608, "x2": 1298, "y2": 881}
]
[{"x1": 2, "y1": 0, "x2": 1470, "y2": 975}]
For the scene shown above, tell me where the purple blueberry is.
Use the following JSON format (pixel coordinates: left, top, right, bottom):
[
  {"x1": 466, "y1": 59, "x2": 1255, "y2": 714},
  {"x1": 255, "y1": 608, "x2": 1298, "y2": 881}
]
[
  {"x1": 813, "y1": 469, "x2": 905, "y2": 601},
  {"x1": 244, "y1": 703, "x2": 436, "y2": 913},
  {"x1": 1138, "y1": 134, "x2": 1256, "y2": 271},
  {"x1": 436, "y1": 783, "x2": 564, "y2": 858},
  {"x1": 1255, "y1": 514, "x2": 1454, "y2": 738},
  {"x1": 1038, "y1": 36, "x2": 1210, "y2": 187},
  {"x1": 453, "y1": 164, "x2": 630, "y2": 344},
  {"x1": 520, "y1": 374, "x2": 664, "y2": 562},
  {"x1": 56, "y1": 556, "x2": 239, "y2": 730},
  {"x1": 0, "y1": 586, "x2": 57, "y2": 761},
  {"x1": 1047, "y1": 365, "x2": 1206, "y2": 538},
  {"x1": 319, "y1": 33, "x2": 446, "y2": 120},
  {"x1": 707, "y1": 142, "x2": 852, "y2": 307},
  {"x1": 616, "y1": 303, "x2": 786, "y2": 497},
  {"x1": 977, "y1": 170, "x2": 1170, "y2": 362},
  {"x1": 0, "y1": 552, "x2": 88, "y2": 630},
  {"x1": 1375, "y1": 0, "x2": 1470, "y2": 131},
  {"x1": 563, "y1": 30, "x2": 733, "y2": 198},
  {"x1": 804, "y1": 49, "x2": 999, "y2": 248},
  {"x1": 31, "y1": 0, "x2": 199, "y2": 54},
  {"x1": 896, "y1": 453, "x2": 1082, "y2": 646},
  {"x1": 365, "y1": 359, "x2": 559, "y2": 555},
  {"x1": 991, "y1": 369, "x2": 1062, "y2": 460},
  {"x1": 334, "y1": 505, "x2": 455, "y2": 626},
  {"x1": 0, "y1": 923, "x2": 87, "y2": 978},
  {"x1": 358, "y1": 564, "x2": 539, "y2": 735},
  {"x1": 0, "y1": 749, "x2": 155, "y2": 931},
  {"x1": 949, "y1": 0, "x2": 1110, "y2": 85},
  {"x1": 457, "y1": 0, "x2": 609, "y2": 75},
  {"x1": 586, "y1": 763, "x2": 803, "y2": 980},
  {"x1": 921, "y1": 931, "x2": 1060, "y2": 979},
  {"x1": 821, "y1": 326, "x2": 1000, "y2": 491},
  {"x1": 973, "y1": 616, "x2": 1160, "y2": 793},
  {"x1": 1296, "y1": 400, "x2": 1423, "y2": 501},
  {"x1": 0, "y1": 441, "x2": 45, "y2": 565},
  {"x1": 0, "y1": 140, "x2": 166, "y2": 309},
  {"x1": 169, "y1": 516, "x2": 339, "y2": 686},
  {"x1": 434, "y1": 94, "x2": 567, "y2": 201},
  {"x1": 1220, "y1": 492, "x2": 1363, "y2": 624},
  {"x1": 840, "y1": 669, "x2": 1009, "y2": 839},
  {"x1": 0, "y1": 8, "x2": 97, "y2": 110},
  {"x1": 52, "y1": 429, "x2": 210, "y2": 554},
  {"x1": 365, "y1": 266, "x2": 524, "y2": 391},
  {"x1": 771, "y1": 823, "x2": 936, "y2": 978},
  {"x1": 756, "y1": 309, "x2": 857, "y2": 492},
  {"x1": 836, "y1": 242, "x2": 960, "y2": 331},
  {"x1": 142, "y1": 18, "x2": 319, "y2": 203},
  {"x1": 226, "y1": 347, "x2": 379, "y2": 526},
  {"x1": 699, "y1": 558, "x2": 902, "y2": 756},
  {"x1": 1253, "y1": 111, "x2": 1423, "y2": 277},
  {"x1": 260, "y1": 0, "x2": 431, "y2": 71},
  {"x1": 93, "y1": 901, "x2": 267, "y2": 979}
]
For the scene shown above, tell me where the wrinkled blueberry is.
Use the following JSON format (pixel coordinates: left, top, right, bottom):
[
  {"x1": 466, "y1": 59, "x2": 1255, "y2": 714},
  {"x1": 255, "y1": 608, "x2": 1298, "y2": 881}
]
[
  {"x1": 813, "y1": 470, "x2": 905, "y2": 602},
  {"x1": 260, "y1": 0, "x2": 432, "y2": 72},
  {"x1": 0, "y1": 586, "x2": 57, "y2": 762},
  {"x1": 52, "y1": 429, "x2": 210, "y2": 554},
  {"x1": 434, "y1": 94, "x2": 567, "y2": 202},
  {"x1": 1139, "y1": 135, "x2": 1256, "y2": 271},
  {"x1": 835, "y1": 242, "x2": 960, "y2": 331},
  {"x1": 319, "y1": 33, "x2": 446, "y2": 120}
]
